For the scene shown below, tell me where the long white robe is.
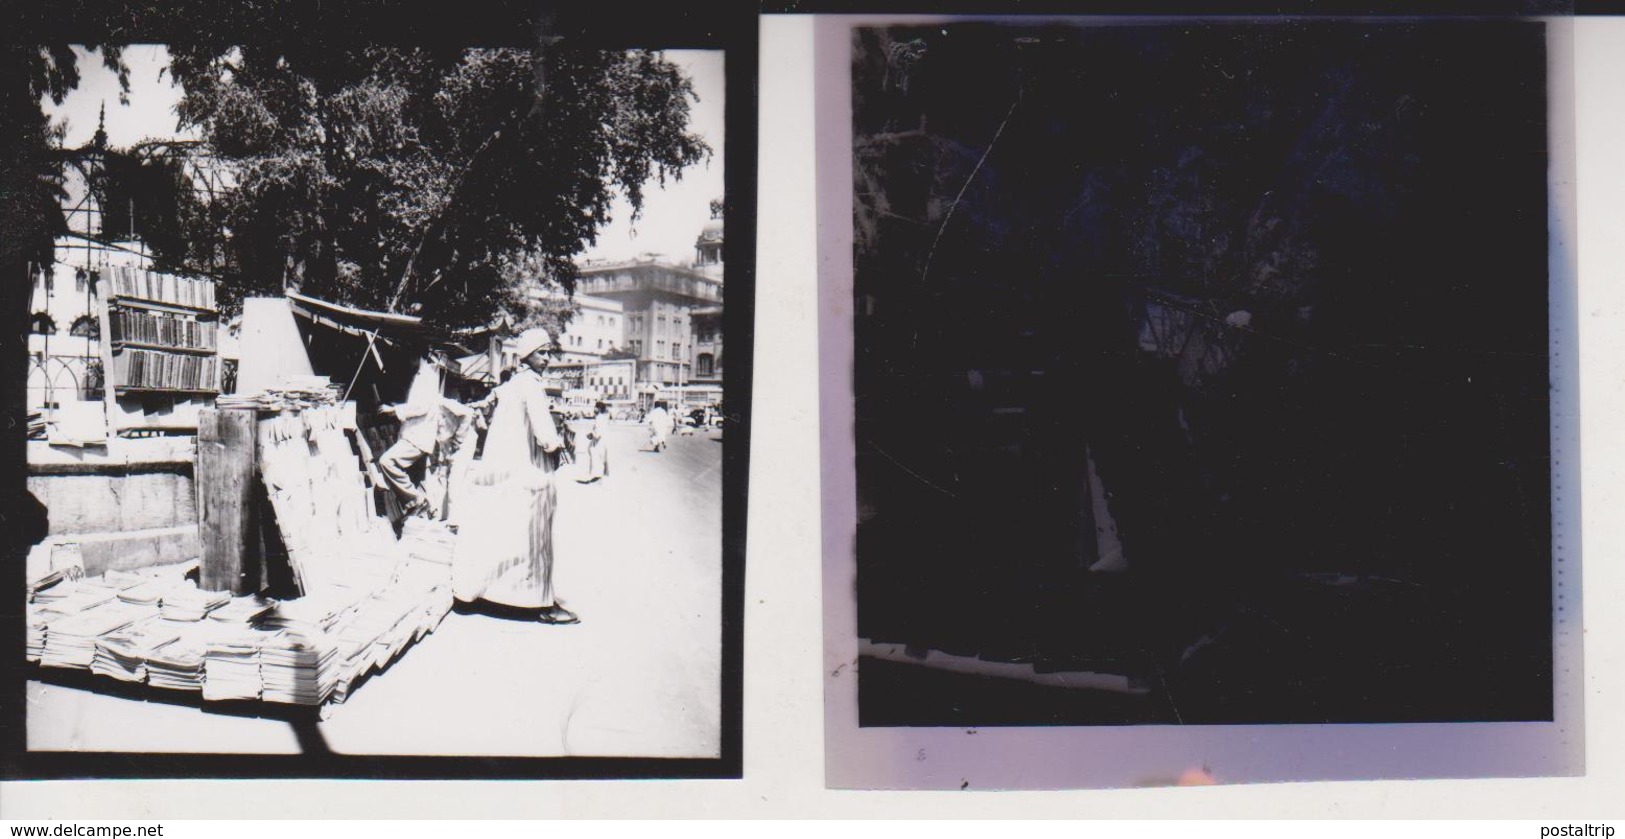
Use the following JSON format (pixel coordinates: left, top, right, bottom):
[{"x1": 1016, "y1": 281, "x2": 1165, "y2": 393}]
[
  {"x1": 451, "y1": 369, "x2": 563, "y2": 608},
  {"x1": 586, "y1": 413, "x2": 610, "y2": 479}
]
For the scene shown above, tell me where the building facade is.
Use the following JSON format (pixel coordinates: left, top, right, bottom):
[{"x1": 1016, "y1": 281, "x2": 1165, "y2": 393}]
[
  {"x1": 462, "y1": 214, "x2": 730, "y2": 412},
  {"x1": 28, "y1": 144, "x2": 159, "y2": 413},
  {"x1": 563, "y1": 213, "x2": 727, "y2": 409},
  {"x1": 551, "y1": 293, "x2": 626, "y2": 365}
]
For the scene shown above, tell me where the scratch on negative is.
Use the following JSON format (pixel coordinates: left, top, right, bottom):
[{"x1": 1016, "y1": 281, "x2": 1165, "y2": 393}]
[
  {"x1": 919, "y1": 94, "x2": 1022, "y2": 291},
  {"x1": 870, "y1": 443, "x2": 958, "y2": 499}
]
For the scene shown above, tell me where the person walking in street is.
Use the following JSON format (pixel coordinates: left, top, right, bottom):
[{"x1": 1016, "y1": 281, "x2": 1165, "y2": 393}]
[
  {"x1": 452, "y1": 327, "x2": 579, "y2": 625},
  {"x1": 580, "y1": 401, "x2": 611, "y2": 484},
  {"x1": 647, "y1": 400, "x2": 674, "y2": 452}
]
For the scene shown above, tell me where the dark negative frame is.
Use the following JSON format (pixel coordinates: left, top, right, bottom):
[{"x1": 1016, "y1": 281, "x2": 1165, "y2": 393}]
[
  {"x1": 0, "y1": 0, "x2": 755, "y2": 781},
  {"x1": 816, "y1": 3, "x2": 1582, "y2": 788}
]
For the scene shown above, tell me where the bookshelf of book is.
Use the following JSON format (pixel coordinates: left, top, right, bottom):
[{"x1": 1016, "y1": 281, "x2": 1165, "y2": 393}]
[{"x1": 97, "y1": 267, "x2": 222, "y2": 432}]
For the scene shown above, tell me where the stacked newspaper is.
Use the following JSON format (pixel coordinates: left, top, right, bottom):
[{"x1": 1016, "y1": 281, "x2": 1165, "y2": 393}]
[
  {"x1": 327, "y1": 597, "x2": 397, "y2": 698},
  {"x1": 398, "y1": 519, "x2": 456, "y2": 567},
  {"x1": 371, "y1": 590, "x2": 425, "y2": 667},
  {"x1": 27, "y1": 580, "x2": 108, "y2": 663},
  {"x1": 259, "y1": 630, "x2": 338, "y2": 705},
  {"x1": 202, "y1": 624, "x2": 272, "y2": 702},
  {"x1": 144, "y1": 630, "x2": 208, "y2": 691},
  {"x1": 116, "y1": 578, "x2": 179, "y2": 608},
  {"x1": 208, "y1": 594, "x2": 277, "y2": 624},
  {"x1": 26, "y1": 604, "x2": 51, "y2": 662},
  {"x1": 392, "y1": 559, "x2": 454, "y2": 643},
  {"x1": 216, "y1": 375, "x2": 339, "y2": 412},
  {"x1": 90, "y1": 617, "x2": 187, "y2": 683},
  {"x1": 32, "y1": 580, "x2": 117, "y2": 615},
  {"x1": 40, "y1": 601, "x2": 156, "y2": 670},
  {"x1": 260, "y1": 588, "x2": 361, "y2": 635},
  {"x1": 255, "y1": 589, "x2": 361, "y2": 706},
  {"x1": 160, "y1": 584, "x2": 231, "y2": 621}
]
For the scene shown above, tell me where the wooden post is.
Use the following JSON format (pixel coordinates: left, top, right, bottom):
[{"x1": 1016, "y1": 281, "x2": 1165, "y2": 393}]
[
  {"x1": 97, "y1": 287, "x2": 120, "y2": 432},
  {"x1": 197, "y1": 408, "x2": 260, "y2": 594}
]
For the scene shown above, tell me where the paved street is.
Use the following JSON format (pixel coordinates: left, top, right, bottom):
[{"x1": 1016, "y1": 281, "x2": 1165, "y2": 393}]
[{"x1": 26, "y1": 421, "x2": 724, "y2": 758}]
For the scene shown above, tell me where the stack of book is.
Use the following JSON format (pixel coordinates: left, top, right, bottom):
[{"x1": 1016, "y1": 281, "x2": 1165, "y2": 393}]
[
  {"x1": 328, "y1": 604, "x2": 393, "y2": 703},
  {"x1": 106, "y1": 266, "x2": 216, "y2": 310},
  {"x1": 91, "y1": 617, "x2": 186, "y2": 684},
  {"x1": 116, "y1": 578, "x2": 177, "y2": 608},
  {"x1": 208, "y1": 595, "x2": 276, "y2": 625},
  {"x1": 216, "y1": 376, "x2": 341, "y2": 412},
  {"x1": 26, "y1": 605, "x2": 50, "y2": 662},
  {"x1": 145, "y1": 631, "x2": 208, "y2": 691},
  {"x1": 392, "y1": 558, "x2": 455, "y2": 642},
  {"x1": 255, "y1": 589, "x2": 365, "y2": 706},
  {"x1": 373, "y1": 590, "x2": 425, "y2": 666},
  {"x1": 259, "y1": 589, "x2": 358, "y2": 636},
  {"x1": 40, "y1": 602, "x2": 156, "y2": 670},
  {"x1": 160, "y1": 585, "x2": 231, "y2": 621},
  {"x1": 32, "y1": 581, "x2": 117, "y2": 614},
  {"x1": 259, "y1": 631, "x2": 339, "y2": 706},
  {"x1": 110, "y1": 309, "x2": 218, "y2": 351},
  {"x1": 202, "y1": 624, "x2": 271, "y2": 702},
  {"x1": 111, "y1": 348, "x2": 221, "y2": 392}
]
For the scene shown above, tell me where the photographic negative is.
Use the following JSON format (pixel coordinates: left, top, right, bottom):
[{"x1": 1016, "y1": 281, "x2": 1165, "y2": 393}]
[
  {"x1": 4, "y1": 1, "x2": 752, "y2": 779},
  {"x1": 822, "y1": 14, "x2": 1580, "y2": 788}
]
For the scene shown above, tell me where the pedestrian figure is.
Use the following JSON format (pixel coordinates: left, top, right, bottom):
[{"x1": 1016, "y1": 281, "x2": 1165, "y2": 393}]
[
  {"x1": 452, "y1": 327, "x2": 579, "y2": 625},
  {"x1": 378, "y1": 352, "x2": 451, "y2": 519},
  {"x1": 647, "y1": 400, "x2": 674, "y2": 452},
  {"x1": 580, "y1": 401, "x2": 611, "y2": 483}
]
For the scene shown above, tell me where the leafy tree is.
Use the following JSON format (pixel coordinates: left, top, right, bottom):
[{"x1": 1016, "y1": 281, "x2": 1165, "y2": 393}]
[
  {"x1": 96, "y1": 145, "x2": 197, "y2": 258},
  {"x1": 2, "y1": 44, "x2": 127, "y2": 278},
  {"x1": 161, "y1": 42, "x2": 710, "y2": 328},
  {"x1": 2, "y1": 40, "x2": 127, "y2": 541}
]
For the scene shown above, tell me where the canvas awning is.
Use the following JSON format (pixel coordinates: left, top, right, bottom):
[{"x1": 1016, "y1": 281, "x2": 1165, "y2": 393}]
[
  {"x1": 455, "y1": 352, "x2": 497, "y2": 384},
  {"x1": 285, "y1": 290, "x2": 439, "y2": 344}
]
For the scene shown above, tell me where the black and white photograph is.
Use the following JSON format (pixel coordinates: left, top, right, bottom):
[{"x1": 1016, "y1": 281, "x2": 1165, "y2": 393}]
[
  {"x1": 3, "y1": 1, "x2": 751, "y2": 778},
  {"x1": 821, "y1": 14, "x2": 1581, "y2": 788}
]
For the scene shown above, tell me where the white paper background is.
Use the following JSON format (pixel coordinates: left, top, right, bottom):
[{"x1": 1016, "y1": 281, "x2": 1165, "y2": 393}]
[{"x1": 1, "y1": 15, "x2": 1621, "y2": 818}]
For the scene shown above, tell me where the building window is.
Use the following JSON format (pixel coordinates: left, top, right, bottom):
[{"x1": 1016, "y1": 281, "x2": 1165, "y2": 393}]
[
  {"x1": 69, "y1": 314, "x2": 100, "y2": 339},
  {"x1": 596, "y1": 338, "x2": 603, "y2": 349},
  {"x1": 30, "y1": 312, "x2": 57, "y2": 335},
  {"x1": 698, "y1": 353, "x2": 714, "y2": 378}
]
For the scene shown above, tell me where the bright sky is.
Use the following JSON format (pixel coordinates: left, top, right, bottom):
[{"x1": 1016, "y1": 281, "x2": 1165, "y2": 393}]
[{"x1": 45, "y1": 46, "x2": 725, "y2": 267}]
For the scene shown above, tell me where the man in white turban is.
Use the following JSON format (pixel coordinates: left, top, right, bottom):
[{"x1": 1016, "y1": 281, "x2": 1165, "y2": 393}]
[{"x1": 451, "y1": 327, "x2": 578, "y2": 624}]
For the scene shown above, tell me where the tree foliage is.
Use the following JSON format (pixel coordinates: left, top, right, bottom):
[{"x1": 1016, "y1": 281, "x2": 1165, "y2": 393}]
[
  {"x1": 2, "y1": 44, "x2": 128, "y2": 273},
  {"x1": 162, "y1": 42, "x2": 709, "y2": 328}
]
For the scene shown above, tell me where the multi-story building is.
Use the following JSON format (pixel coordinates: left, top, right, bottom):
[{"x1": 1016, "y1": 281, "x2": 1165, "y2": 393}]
[
  {"x1": 567, "y1": 211, "x2": 726, "y2": 409},
  {"x1": 577, "y1": 260, "x2": 717, "y2": 388},
  {"x1": 688, "y1": 214, "x2": 724, "y2": 388},
  {"x1": 689, "y1": 305, "x2": 722, "y2": 386},
  {"x1": 552, "y1": 294, "x2": 627, "y2": 365}
]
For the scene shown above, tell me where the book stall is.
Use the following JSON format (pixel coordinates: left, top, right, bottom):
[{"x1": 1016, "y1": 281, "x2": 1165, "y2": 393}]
[
  {"x1": 26, "y1": 284, "x2": 462, "y2": 718},
  {"x1": 98, "y1": 266, "x2": 222, "y2": 433}
]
